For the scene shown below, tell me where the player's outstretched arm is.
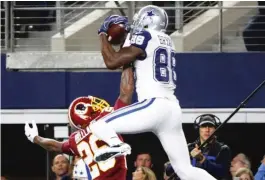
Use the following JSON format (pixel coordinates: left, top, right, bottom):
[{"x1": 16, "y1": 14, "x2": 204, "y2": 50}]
[
  {"x1": 100, "y1": 34, "x2": 144, "y2": 70},
  {"x1": 25, "y1": 120, "x2": 63, "y2": 152},
  {"x1": 118, "y1": 65, "x2": 134, "y2": 105},
  {"x1": 33, "y1": 136, "x2": 63, "y2": 152}
]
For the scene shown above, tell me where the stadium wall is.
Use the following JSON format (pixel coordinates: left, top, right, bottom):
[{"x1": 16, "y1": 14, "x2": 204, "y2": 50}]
[{"x1": 1, "y1": 53, "x2": 265, "y2": 123}]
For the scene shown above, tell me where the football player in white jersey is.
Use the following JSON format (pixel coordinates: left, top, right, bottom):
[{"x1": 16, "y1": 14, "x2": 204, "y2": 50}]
[{"x1": 90, "y1": 5, "x2": 216, "y2": 180}]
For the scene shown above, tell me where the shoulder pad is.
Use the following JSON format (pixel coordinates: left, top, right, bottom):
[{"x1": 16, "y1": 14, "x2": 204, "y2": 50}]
[{"x1": 130, "y1": 30, "x2": 152, "y2": 60}]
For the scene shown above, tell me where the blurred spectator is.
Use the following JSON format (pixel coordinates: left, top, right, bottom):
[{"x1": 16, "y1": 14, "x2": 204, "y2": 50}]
[
  {"x1": 254, "y1": 155, "x2": 265, "y2": 180},
  {"x1": 243, "y1": 1, "x2": 265, "y2": 51},
  {"x1": 163, "y1": 161, "x2": 180, "y2": 180},
  {"x1": 52, "y1": 154, "x2": 71, "y2": 180},
  {"x1": 235, "y1": 167, "x2": 254, "y2": 180},
  {"x1": 132, "y1": 166, "x2": 157, "y2": 180},
  {"x1": 127, "y1": 152, "x2": 153, "y2": 180},
  {"x1": 230, "y1": 153, "x2": 251, "y2": 178},
  {"x1": 188, "y1": 114, "x2": 231, "y2": 179},
  {"x1": 163, "y1": 162, "x2": 170, "y2": 180},
  {"x1": 1, "y1": 176, "x2": 8, "y2": 180},
  {"x1": 134, "y1": 152, "x2": 153, "y2": 169}
]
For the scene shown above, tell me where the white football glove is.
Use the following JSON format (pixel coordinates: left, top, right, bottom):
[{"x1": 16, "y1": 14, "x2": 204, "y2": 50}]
[{"x1": 24, "y1": 120, "x2": 39, "y2": 143}]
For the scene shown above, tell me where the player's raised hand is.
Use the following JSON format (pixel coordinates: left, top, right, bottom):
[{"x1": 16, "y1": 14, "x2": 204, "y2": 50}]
[
  {"x1": 112, "y1": 16, "x2": 130, "y2": 31},
  {"x1": 98, "y1": 15, "x2": 119, "y2": 35},
  {"x1": 98, "y1": 15, "x2": 129, "y2": 35},
  {"x1": 24, "y1": 120, "x2": 39, "y2": 143}
]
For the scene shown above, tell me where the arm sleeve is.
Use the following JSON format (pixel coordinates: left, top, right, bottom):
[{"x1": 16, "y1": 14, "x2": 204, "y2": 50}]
[
  {"x1": 61, "y1": 140, "x2": 72, "y2": 155},
  {"x1": 61, "y1": 133, "x2": 76, "y2": 155},
  {"x1": 114, "y1": 98, "x2": 129, "y2": 110}
]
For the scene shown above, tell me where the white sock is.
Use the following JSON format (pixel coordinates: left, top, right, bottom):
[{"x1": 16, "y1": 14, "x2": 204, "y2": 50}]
[{"x1": 89, "y1": 120, "x2": 123, "y2": 146}]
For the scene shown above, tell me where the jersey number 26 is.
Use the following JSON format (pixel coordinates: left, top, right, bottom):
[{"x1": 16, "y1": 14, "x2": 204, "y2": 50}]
[{"x1": 77, "y1": 135, "x2": 116, "y2": 179}]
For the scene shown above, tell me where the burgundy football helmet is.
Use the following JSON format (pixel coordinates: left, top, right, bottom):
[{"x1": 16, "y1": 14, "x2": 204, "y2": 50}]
[{"x1": 68, "y1": 96, "x2": 110, "y2": 130}]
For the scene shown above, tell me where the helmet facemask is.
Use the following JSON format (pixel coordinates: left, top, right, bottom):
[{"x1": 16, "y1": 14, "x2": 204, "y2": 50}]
[{"x1": 88, "y1": 96, "x2": 110, "y2": 112}]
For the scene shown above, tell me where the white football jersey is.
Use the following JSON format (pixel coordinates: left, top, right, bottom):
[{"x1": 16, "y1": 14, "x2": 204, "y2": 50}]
[{"x1": 123, "y1": 29, "x2": 177, "y2": 101}]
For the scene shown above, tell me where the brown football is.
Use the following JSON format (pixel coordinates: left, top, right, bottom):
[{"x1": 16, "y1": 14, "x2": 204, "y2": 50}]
[{"x1": 107, "y1": 23, "x2": 126, "y2": 45}]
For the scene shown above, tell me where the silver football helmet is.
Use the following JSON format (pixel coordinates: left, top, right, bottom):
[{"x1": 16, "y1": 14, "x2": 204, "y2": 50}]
[{"x1": 131, "y1": 5, "x2": 168, "y2": 33}]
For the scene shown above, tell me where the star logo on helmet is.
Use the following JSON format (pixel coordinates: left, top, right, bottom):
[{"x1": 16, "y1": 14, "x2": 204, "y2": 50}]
[{"x1": 147, "y1": 10, "x2": 155, "y2": 16}]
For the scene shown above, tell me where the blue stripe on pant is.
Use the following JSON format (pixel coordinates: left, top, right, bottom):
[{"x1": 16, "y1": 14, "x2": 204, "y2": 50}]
[
  {"x1": 98, "y1": 99, "x2": 148, "y2": 123},
  {"x1": 110, "y1": 99, "x2": 148, "y2": 115},
  {"x1": 104, "y1": 98, "x2": 156, "y2": 123}
]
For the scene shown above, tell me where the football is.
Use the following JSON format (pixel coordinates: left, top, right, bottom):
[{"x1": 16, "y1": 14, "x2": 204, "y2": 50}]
[{"x1": 107, "y1": 23, "x2": 126, "y2": 45}]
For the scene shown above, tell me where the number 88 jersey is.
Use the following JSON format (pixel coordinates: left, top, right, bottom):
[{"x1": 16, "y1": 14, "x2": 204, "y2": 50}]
[
  {"x1": 62, "y1": 100, "x2": 127, "y2": 180},
  {"x1": 124, "y1": 29, "x2": 177, "y2": 102}
]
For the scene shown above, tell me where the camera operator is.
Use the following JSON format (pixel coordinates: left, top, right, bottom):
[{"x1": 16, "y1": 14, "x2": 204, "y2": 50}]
[{"x1": 188, "y1": 114, "x2": 231, "y2": 180}]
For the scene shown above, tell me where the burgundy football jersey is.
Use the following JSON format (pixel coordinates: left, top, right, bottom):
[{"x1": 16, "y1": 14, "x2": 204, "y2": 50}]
[{"x1": 62, "y1": 98, "x2": 128, "y2": 180}]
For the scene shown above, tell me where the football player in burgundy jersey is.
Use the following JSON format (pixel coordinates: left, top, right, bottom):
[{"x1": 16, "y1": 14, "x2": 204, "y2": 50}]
[{"x1": 24, "y1": 65, "x2": 134, "y2": 180}]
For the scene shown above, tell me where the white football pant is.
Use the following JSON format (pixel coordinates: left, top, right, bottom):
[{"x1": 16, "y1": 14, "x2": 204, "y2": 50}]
[{"x1": 90, "y1": 98, "x2": 216, "y2": 180}]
